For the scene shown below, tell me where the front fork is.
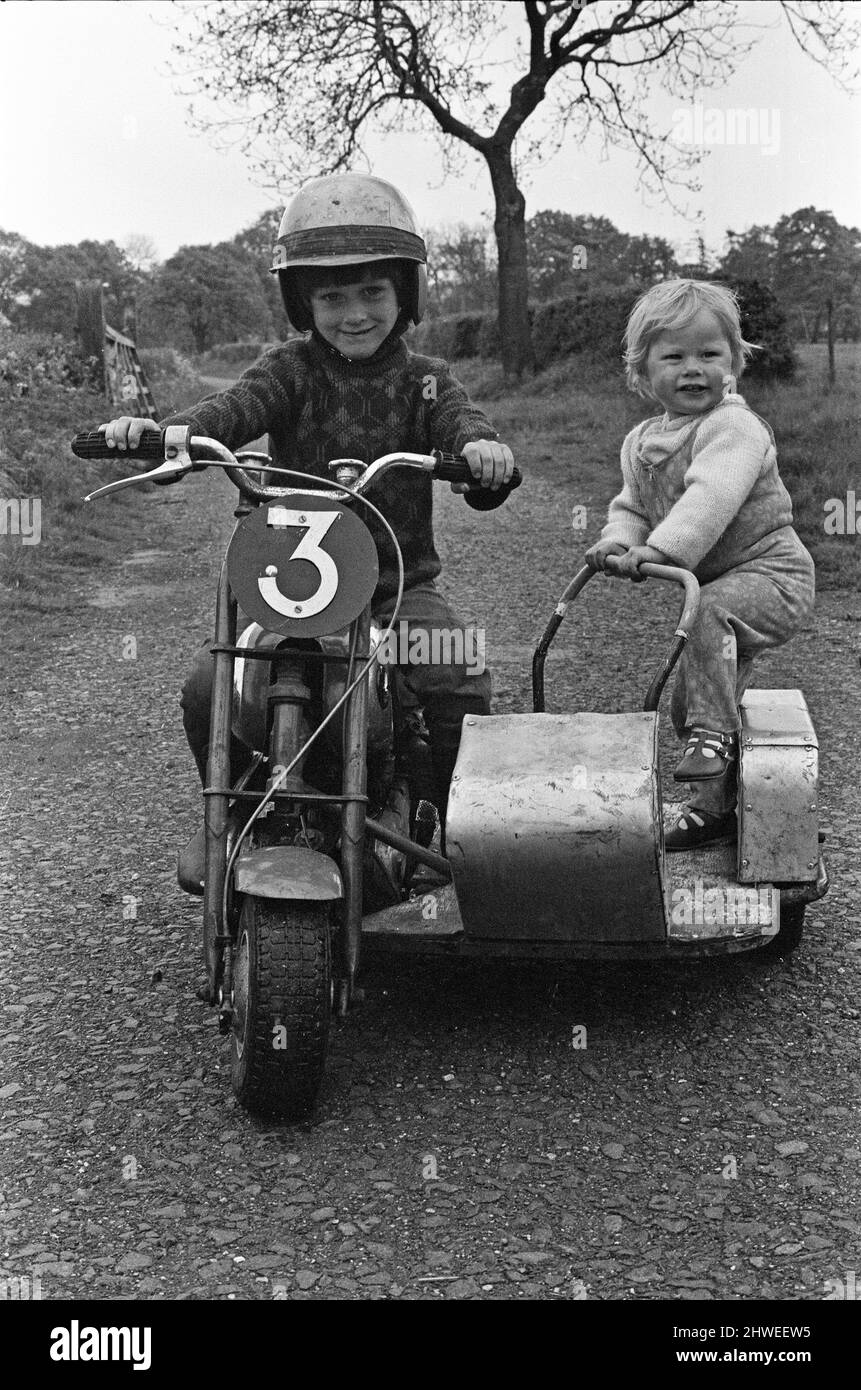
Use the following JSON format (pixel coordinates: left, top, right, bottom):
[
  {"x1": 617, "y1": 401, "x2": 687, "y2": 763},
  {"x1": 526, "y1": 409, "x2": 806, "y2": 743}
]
[
  {"x1": 338, "y1": 603, "x2": 371, "y2": 1015},
  {"x1": 203, "y1": 557, "x2": 236, "y2": 1004},
  {"x1": 202, "y1": 573, "x2": 371, "y2": 1018}
]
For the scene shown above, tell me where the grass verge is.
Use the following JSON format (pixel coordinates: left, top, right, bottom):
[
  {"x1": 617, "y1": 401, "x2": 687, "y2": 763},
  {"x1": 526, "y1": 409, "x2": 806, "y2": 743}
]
[{"x1": 0, "y1": 340, "x2": 210, "y2": 617}]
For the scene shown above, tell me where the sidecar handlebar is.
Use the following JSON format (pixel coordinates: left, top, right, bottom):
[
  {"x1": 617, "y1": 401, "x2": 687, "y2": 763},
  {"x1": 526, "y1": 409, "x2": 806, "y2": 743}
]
[
  {"x1": 620, "y1": 561, "x2": 700, "y2": 638},
  {"x1": 532, "y1": 562, "x2": 701, "y2": 714}
]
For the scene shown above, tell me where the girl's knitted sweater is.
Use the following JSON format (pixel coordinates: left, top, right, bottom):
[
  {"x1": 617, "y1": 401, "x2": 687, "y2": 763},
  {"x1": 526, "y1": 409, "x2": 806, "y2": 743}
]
[
  {"x1": 600, "y1": 396, "x2": 800, "y2": 583},
  {"x1": 161, "y1": 331, "x2": 503, "y2": 601}
]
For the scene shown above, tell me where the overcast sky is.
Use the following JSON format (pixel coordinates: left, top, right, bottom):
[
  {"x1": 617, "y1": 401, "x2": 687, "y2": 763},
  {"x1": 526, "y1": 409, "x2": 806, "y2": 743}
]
[{"x1": 1, "y1": 0, "x2": 858, "y2": 262}]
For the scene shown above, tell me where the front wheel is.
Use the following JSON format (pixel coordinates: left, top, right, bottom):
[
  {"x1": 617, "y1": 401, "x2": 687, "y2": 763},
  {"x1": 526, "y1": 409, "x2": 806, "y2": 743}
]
[{"x1": 231, "y1": 897, "x2": 333, "y2": 1119}]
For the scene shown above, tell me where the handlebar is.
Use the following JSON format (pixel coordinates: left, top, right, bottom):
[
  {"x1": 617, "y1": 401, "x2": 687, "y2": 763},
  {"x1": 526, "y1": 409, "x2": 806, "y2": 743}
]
[
  {"x1": 70, "y1": 430, "x2": 522, "y2": 504},
  {"x1": 532, "y1": 562, "x2": 701, "y2": 714},
  {"x1": 606, "y1": 559, "x2": 700, "y2": 637},
  {"x1": 71, "y1": 429, "x2": 167, "y2": 463}
]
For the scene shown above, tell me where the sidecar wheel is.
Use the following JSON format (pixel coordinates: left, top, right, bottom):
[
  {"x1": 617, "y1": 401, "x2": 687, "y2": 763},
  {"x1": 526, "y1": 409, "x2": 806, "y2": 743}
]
[
  {"x1": 231, "y1": 897, "x2": 332, "y2": 1120},
  {"x1": 760, "y1": 900, "x2": 805, "y2": 958}
]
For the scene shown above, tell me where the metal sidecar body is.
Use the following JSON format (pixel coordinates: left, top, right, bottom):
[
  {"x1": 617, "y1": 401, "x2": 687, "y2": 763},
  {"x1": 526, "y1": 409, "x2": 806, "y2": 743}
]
[
  {"x1": 364, "y1": 565, "x2": 828, "y2": 959},
  {"x1": 447, "y1": 710, "x2": 667, "y2": 943}
]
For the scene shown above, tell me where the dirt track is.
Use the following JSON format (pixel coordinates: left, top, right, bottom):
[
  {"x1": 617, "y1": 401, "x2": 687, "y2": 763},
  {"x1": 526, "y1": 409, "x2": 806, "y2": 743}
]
[{"x1": 1, "y1": 458, "x2": 860, "y2": 1301}]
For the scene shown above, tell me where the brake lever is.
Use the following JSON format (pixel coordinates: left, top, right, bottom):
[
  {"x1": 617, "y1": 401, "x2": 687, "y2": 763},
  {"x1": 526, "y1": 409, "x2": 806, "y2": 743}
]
[
  {"x1": 83, "y1": 425, "x2": 196, "y2": 502},
  {"x1": 84, "y1": 459, "x2": 192, "y2": 502}
]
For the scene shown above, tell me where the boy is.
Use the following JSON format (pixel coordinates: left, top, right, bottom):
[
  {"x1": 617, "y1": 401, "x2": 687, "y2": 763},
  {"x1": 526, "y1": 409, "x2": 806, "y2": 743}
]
[{"x1": 101, "y1": 173, "x2": 517, "y2": 883}]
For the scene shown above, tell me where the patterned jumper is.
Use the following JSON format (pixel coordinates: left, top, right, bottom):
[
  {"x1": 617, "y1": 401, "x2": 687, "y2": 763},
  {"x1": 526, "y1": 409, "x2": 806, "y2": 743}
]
[
  {"x1": 165, "y1": 328, "x2": 510, "y2": 820},
  {"x1": 162, "y1": 330, "x2": 505, "y2": 603}
]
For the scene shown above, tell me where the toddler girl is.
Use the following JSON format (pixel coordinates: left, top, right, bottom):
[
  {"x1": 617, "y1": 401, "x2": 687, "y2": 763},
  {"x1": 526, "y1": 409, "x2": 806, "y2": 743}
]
[{"x1": 585, "y1": 279, "x2": 814, "y2": 850}]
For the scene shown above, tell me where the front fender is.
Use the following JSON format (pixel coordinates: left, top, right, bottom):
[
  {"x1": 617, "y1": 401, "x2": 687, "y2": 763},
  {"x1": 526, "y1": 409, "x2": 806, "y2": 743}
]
[{"x1": 234, "y1": 846, "x2": 343, "y2": 901}]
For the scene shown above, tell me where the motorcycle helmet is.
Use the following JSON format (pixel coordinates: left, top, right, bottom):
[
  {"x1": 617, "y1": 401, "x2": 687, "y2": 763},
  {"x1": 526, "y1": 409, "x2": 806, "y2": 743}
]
[{"x1": 271, "y1": 173, "x2": 428, "y2": 330}]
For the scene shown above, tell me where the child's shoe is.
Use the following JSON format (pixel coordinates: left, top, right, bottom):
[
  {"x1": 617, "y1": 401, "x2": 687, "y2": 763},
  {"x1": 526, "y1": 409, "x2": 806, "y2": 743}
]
[
  {"x1": 673, "y1": 729, "x2": 737, "y2": 782},
  {"x1": 665, "y1": 807, "x2": 737, "y2": 852}
]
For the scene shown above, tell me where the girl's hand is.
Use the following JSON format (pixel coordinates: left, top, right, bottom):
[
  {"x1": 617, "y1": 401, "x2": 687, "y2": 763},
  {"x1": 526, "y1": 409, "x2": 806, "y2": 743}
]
[
  {"x1": 606, "y1": 544, "x2": 668, "y2": 582},
  {"x1": 584, "y1": 539, "x2": 629, "y2": 572},
  {"x1": 456, "y1": 439, "x2": 515, "y2": 492},
  {"x1": 98, "y1": 417, "x2": 160, "y2": 451}
]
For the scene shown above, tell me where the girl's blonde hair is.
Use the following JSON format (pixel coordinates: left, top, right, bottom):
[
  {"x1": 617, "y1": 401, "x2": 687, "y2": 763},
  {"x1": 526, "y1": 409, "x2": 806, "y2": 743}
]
[{"x1": 623, "y1": 279, "x2": 757, "y2": 398}]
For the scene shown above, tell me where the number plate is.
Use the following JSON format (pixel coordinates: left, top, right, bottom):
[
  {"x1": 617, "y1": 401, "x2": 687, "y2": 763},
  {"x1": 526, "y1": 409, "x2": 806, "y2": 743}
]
[{"x1": 227, "y1": 492, "x2": 379, "y2": 636}]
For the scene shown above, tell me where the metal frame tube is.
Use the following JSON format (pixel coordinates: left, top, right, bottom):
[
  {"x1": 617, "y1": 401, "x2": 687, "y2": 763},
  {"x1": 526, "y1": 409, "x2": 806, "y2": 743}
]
[
  {"x1": 338, "y1": 604, "x2": 371, "y2": 1008},
  {"x1": 532, "y1": 563, "x2": 700, "y2": 714},
  {"x1": 202, "y1": 559, "x2": 237, "y2": 1000},
  {"x1": 364, "y1": 816, "x2": 451, "y2": 879}
]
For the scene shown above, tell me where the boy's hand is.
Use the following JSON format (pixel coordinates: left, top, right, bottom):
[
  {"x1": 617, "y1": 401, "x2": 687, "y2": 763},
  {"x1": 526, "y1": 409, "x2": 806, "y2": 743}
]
[
  {"x1": 584, "y1": 539, "x2": 629, "y2": 572},
  {"x1": 455, "y1": 440, "x2": 515, "y2": 493},
  {"x1": 98, "y1": 417, "x2": 160, "y2": 451},
  {"x1": 605, "y1": 544, "x2": 668, "y2": 583}
]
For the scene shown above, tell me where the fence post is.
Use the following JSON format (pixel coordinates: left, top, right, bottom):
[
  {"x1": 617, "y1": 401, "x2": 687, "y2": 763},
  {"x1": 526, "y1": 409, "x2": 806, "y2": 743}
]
[{"x1": 75, "y1": 280, "x2": 108, "y2": 396}]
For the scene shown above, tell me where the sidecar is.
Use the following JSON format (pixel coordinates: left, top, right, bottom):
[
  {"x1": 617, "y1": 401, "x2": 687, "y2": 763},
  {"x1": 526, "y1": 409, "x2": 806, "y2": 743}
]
[{"x1": 364, "y1": 564, "x2": 828, "y2": 959}]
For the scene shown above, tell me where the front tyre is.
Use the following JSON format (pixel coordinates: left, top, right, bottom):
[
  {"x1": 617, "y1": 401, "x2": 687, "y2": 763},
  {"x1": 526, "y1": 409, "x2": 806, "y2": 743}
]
[{"x1": 231, "y1": 897, "x2": 333, "y2": 1119}]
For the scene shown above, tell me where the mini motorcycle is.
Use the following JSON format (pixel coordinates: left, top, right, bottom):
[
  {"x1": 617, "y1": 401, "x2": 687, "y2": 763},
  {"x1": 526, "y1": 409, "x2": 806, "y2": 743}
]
[
  {"x1": 72, "y1": 425, "x2": 519, "y2": 1120},
  {"x1": 72, "y1": 427, "x2": 828, "y2": 1123}
]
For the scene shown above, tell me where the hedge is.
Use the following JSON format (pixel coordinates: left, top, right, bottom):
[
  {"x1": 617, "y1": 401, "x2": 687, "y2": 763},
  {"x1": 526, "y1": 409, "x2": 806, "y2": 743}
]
[
  {"x1": 730, "y1": 279, "x2": 797, "y2": 381},
  {"x1": 411, "y1": 279, "x2": 796, "y2": 381},
  {"x1": 412, "y1": 288, "x2": 636, "y2": 368}
]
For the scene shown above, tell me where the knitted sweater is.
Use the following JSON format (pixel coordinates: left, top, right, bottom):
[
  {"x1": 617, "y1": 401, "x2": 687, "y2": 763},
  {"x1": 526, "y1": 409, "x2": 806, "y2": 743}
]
[
  {"x1": 161, "y1": 331, "x2": 504, "y2": 601},
  {"x1": 600, "y1": 396, "x2": 801, "y2": 583}
]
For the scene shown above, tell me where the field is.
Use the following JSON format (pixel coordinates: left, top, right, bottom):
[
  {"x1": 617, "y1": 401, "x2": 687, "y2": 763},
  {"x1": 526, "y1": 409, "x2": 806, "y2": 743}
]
[{"x1": 0, "y1": 343, "x2": 210, "y2": 610}]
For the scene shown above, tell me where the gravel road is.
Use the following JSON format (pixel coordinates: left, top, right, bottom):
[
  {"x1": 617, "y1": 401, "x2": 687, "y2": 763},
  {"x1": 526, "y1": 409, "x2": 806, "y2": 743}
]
[{"x1": 1, "y1": 456, "x2": 859, "y2": 1302}]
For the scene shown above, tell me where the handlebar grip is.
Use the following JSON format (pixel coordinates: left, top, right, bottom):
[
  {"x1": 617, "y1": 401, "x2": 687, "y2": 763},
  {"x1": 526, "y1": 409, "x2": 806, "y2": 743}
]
[
  {"x1": 71, "y1": 429, "x2": 165, "y2": 462},
  {"x1": 432, "y1": 451, "x2": 522, "y2": 490}
]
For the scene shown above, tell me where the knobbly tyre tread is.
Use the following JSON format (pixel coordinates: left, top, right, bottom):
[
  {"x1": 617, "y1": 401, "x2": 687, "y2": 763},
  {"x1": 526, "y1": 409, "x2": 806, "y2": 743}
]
[{"x1": 231, "y1": 898, "x2": 332, "y2": 1119}]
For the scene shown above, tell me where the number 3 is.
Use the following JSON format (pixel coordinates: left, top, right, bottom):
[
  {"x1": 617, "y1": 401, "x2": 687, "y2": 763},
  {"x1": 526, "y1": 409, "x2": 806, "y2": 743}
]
[{"x1": 258, "y1": 509, "x2": 340, "y2": 618}]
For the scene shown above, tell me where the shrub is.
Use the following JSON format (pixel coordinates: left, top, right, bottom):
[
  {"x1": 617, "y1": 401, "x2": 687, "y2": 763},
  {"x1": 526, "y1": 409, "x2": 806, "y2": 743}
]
[
  {"x1": 0, "y1": 330, "x2": 119, "y2": 600},
  {"x1": 412, "y1": 280, "x2": 796, "y2": 384},
  {"x1": 728, "y1": 278, "x2": 797, "y2": 382},
  {"x1": 0, "y1": 328, "x2": 94, "y2": 396},
  {"x1": 414, "y1": 290, "x2": 633, "y2": 371},
  {"x1": 409, "y1": 314, "x2": 486, "y2": 360},
  {"x1": 534, "y1": 289, "x2": 632, "y2": 369}
]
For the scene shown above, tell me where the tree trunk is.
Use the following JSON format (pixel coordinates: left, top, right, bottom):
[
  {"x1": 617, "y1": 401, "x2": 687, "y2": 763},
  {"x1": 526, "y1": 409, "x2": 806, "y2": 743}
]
[
  {"x1": 486, "y1": 147, "x2": 533, "y2": 379},
  {"x1": 826, "y1": 296, "x2": 835, "y2": 385}
]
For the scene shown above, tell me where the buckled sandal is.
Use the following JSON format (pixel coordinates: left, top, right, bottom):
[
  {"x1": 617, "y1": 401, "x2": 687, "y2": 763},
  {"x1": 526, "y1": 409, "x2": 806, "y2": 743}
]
[
  {"x1": 673, "y1": 728, "x2": 737, "y2": 782},
  {"x1": 665, "y1": 807, "x2": 737, "y2": 852}
]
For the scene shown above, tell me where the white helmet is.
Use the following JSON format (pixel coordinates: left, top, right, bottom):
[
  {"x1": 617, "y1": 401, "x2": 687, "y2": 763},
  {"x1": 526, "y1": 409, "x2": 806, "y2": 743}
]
[{"x1": 271, "y1": 173, "x2": 428, "y2": 330}]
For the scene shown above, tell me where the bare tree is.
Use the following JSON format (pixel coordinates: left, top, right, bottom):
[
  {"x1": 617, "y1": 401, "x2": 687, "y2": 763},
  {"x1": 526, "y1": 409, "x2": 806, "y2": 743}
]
[
  {"x1": 123, "y1": 234, "x2": 161, "y2": 275},
  {"x1": 174, "y1": 1, "x2": 860, "y2": 378}
]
